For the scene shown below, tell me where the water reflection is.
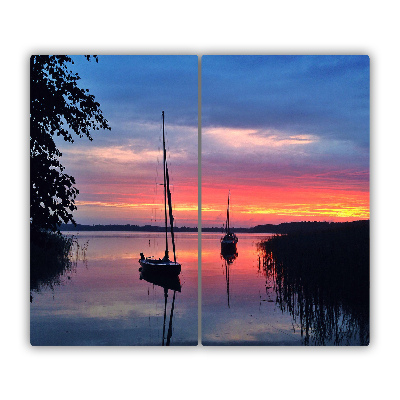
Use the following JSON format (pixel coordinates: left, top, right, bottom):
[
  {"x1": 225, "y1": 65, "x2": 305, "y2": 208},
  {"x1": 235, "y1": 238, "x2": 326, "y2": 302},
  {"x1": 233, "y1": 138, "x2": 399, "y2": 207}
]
[
  {"x1": 202, "y1": 230, "x2": 368, "y2": 346},
  {"x1": 220, "y1": 249, "x2": 238, "y2": 308},
  {"x1": 30, "y1": 235, "x2": 87, "y2": 302},
  {"x1": 258, "y1": 226, "x2": 369, "y2": 345},
  {"x1": 31, "y1": 232, "x2": 198, "y2": 346},
  {"x1": 139, "y1": 271, "x2": 181, "y2": 346}
]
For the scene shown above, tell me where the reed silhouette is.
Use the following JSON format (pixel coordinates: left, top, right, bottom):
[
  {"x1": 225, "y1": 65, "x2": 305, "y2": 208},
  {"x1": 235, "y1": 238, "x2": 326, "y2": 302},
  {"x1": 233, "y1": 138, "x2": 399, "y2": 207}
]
[
  {"x1": 30, "y1": 231, "x2": 87, "y2": 301},
  {"x1": 258, "y1": 221, "x2": 369, "y2": 345}
]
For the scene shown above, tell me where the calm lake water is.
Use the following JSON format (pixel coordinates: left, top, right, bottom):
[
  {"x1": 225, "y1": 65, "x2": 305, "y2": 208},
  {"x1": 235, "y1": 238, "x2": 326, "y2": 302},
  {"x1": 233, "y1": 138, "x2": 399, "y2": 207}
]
[
  {"x1": 31, "y1": 230, "x2": 368, "y2": 346},
  {"x1": 30, "y1": 232, "x2": 198, "y2": 346},
  {"x1": 201, "y1": 232, "x2": 368, "y2": 346}
]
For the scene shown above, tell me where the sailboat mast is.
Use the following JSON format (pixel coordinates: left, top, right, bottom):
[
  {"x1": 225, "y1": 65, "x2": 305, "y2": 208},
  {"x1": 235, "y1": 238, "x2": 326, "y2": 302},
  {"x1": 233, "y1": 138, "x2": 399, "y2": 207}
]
[
  {"x1": 166, "y1": 165, "x2": 177, "y2": 262},
  {"x1": 162, "y1": 111, "x2": 168, "y2": 257},
  {"x1": 227, "y1": 192, "x2": 230, "y2": 234}
]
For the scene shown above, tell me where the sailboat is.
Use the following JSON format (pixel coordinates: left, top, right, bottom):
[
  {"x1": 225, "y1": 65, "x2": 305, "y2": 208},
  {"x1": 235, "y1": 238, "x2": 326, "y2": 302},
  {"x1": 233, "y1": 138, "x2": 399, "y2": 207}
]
[
  {"x1": 221, "y1": 191, "x2": 238, "y2": 254},
  {"x1": 139, "y1": 111, "x2": 181, "y2": 277}
]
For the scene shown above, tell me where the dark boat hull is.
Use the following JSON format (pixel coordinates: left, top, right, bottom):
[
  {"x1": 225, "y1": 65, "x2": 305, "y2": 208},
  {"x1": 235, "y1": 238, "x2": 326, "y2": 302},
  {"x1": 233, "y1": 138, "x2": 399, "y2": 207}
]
[
  {"x1": 221, "y1": 240, "x2": 237, "y2": 251},
  {"x1": 221, "y1": 232, "x2": 238, "y2": 254},
  {"x1": 221, "y1": 241, "x2": 237, "y2": 260},
  {"x1": 139, "y1": 258, "x2": 181, "y2": 276}
]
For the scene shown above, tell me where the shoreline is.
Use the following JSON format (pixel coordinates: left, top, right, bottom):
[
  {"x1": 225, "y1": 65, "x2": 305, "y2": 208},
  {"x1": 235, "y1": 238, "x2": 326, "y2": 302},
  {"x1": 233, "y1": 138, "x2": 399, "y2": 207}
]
[{"x1": 59, "y1": 220, "x2": 369, "y2": 234}]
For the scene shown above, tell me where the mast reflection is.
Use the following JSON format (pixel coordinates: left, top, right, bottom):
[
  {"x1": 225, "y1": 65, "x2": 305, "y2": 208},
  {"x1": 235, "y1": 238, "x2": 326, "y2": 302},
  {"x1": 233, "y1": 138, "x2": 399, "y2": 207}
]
[
  {"x1": 220, "y1": 249, "x2": 238, "y2": 308},
  {"x1": 139, "y1": 270, "x2": 181, "y2": 346}
]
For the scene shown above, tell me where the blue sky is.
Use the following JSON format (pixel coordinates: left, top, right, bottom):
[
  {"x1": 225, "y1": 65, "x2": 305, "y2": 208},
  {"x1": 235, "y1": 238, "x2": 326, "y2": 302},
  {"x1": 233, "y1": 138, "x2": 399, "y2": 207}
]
[
  {"x1": 51, "y1": 54, "x2": 369, "y2": 226},
  {"x1": 201, "y1": 55, "x2": 370, "y2": 226},
  {"x1": 202, "y1": 55, "x2": 369, "y2": 146},
  {"x1": 54, "y1": 55, "x2": 198, "y2": 226},
  {"x1": 68, "y1": 55, "x2": 198, "y2": 145}
]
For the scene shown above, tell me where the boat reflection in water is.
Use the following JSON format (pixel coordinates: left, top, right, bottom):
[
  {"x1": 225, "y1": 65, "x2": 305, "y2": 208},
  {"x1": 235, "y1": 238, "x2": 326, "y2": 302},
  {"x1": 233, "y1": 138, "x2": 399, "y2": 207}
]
[
  {"x1": 220, "y1": 248, "x2": 238, "y2": 308},
  {"x1": 139, "y1": 270, "x2": 181, "y2": 346}
]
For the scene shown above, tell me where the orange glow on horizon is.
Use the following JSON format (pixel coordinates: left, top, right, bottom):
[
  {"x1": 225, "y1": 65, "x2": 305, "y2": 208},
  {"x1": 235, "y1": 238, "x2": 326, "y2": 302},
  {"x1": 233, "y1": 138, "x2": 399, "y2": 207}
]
[
  {"x1": 67, "y1": 139, "x2": 198, "y2": 226},
  {"x1": 73, "y1": 181, "x2": 198, "y2": 227},
  {"x1": 202, "y1": 184, "x2": 369, "y2": 227}
]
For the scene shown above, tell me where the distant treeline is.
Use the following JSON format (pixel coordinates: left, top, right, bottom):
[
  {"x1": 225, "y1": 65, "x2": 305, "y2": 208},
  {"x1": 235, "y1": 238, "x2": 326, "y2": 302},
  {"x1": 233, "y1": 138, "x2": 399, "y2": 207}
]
[
  {"x1": 250, "y1": 220, "x2": 369, "y2": 234},
  {"x1": 59, "y1": 223, "x2": 198, "y2": 232},
  {"x1": 60, "y1": 220, "x2": 369, "y2": 233}
]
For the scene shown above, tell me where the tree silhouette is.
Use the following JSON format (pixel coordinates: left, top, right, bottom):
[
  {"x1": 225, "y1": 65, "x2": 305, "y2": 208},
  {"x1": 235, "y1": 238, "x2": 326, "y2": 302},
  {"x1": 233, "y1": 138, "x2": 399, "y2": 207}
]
[{"x1": 30, "y1": 55, "x2": 111, "y2": 232}]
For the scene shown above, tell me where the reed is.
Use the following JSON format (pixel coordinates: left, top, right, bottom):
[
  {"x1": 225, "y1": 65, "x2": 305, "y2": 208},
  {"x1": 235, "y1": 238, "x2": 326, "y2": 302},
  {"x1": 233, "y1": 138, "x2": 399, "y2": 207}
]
[
  {"x1": 259, "y1": 221, "x2": 369, "y2": 345},
  {"x1": 30, "y1": 229, "x2": 76, "y2": 296}
]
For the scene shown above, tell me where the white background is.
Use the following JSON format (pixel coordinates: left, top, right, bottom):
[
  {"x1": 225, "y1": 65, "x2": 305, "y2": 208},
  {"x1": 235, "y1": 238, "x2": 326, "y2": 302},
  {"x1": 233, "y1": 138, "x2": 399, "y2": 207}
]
[{"x1": 1, "y1": 1, "x2": 398, "y2": 399}]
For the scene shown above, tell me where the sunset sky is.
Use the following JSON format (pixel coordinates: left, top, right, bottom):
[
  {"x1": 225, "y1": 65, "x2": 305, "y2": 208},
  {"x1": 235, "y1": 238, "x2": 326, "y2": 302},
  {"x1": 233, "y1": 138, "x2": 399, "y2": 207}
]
[
  {"x1": 55, "y1": 55, "x2": 198, "y2": 227},
  {"x1": 202, "y1": 55, "x2": 369, "y2": 228},
  {"x1": 55, "y1": 55, "x2": 369, "y2": 229}
]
